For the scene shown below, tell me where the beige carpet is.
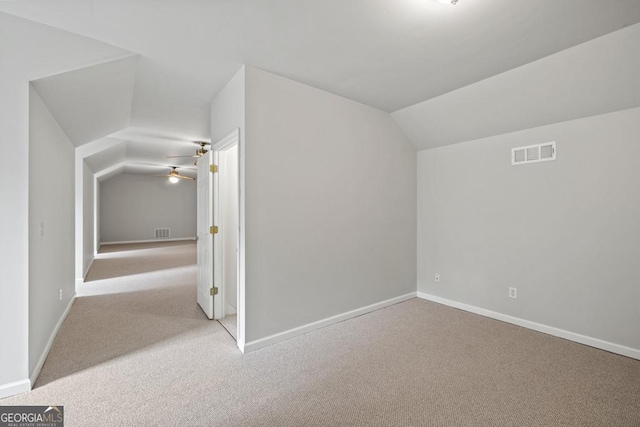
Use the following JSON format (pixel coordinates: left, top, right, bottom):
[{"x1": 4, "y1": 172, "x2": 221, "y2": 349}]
[{"x1": 2, "y1": 241, "x2": 639, "y2": 426}]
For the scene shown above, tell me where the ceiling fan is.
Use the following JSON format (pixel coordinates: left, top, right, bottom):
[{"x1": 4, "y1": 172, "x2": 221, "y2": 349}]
[
  {"x1": 153, "y1": 167, "x2": 195, "y2": 183},
  {"x1": 167, "y1": 141, "x2": 210, "y2": 165}
]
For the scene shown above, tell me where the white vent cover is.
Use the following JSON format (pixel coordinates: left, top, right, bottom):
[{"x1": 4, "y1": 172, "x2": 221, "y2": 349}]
[
  {"x1": 512, "y1": 142, "x2": 556, "y2": 165},
  {"x1": 154, "y1": 228, "x2": 170, "y2": 239}
]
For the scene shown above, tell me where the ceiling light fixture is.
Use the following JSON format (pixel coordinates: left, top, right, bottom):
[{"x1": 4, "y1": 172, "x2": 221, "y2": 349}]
[
  {"x1": 438, "y1": 0, "x2": 458, "y2": 5},
  {"x1": 169, "y1": 176, "x2": 179, "y2": 184}
]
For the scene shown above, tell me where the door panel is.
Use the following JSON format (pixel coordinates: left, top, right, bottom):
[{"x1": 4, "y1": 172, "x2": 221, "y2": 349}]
[
  {"x1": 212, "y1": 150, "x2": 223, "y2": 319},
  {"x1": 197, "y1": 152, "x2": 214, "y2": 319}
]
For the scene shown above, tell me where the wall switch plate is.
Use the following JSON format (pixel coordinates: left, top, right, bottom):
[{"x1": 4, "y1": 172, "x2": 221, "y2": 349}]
[
  {"x1": 509, "y1": 287, "x2": 517, "y2": 299},
  {"x1": 59, "y1": 289, "x2": 63, "y2": 301},
  {"x1": 435, "y1": 274, "x2": 440, "y2": 283}
]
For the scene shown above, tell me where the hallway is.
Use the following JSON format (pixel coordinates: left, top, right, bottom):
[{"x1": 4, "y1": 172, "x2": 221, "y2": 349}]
[{"x1": 38, "y1": 241, "x2": 231, "y2": 389}]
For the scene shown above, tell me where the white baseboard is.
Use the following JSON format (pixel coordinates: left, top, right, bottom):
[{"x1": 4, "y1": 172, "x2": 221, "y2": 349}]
[
  {"x1": 244, "y1": 292, "x2": 417, "y2": 353},
  {"x1": 29, "y1": 294, "x2": 76, "y2": 385},
  {"x1": 417, "y1": 292, "x2": 640, "y2": 360},
  {"x1": 0, "y1": 379, "x2": 31, "y2": 400},
  {"x1": 100, "y1": 237, "x2": 196, "y2": 246}
]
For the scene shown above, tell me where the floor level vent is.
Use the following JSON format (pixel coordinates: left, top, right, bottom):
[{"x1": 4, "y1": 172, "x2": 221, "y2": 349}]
[
  {"x1": 154, "y1": 228, "x2": 170, "y2": 239},
  {"x1": 512, "y1": 141, "x2": 556, "y2": 166}
]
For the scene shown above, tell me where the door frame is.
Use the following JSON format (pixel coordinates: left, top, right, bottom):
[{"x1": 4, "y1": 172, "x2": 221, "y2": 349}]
[{"x1": 211, "y1": 128, "x2": 245, "y2": 351}]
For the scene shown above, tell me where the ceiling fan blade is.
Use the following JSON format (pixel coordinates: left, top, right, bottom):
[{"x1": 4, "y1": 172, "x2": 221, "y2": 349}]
[
  {"x1": 176, "y1": 174, "x2": 195, "y2": 180},
  {"x1": 151, "y1": 174, "x2": 170, "y2": 177},
  {"x1": 166, "y1": 155, "x2": 199, "y2": 158}
]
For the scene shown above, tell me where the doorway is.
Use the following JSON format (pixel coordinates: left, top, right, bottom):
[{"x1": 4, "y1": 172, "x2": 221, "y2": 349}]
[
  {"x1": 215, "y1": 138, "x2": 239, "y2": 340},
  {"x1": 195, "y1": 129, "x2": 243, "y2": 348}
]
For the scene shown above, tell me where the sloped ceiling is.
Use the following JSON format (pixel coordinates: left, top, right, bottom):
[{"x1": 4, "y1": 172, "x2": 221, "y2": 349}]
[
  {"x1": 3, "y1": 0, "x2": 640, "y2": 111},
  {"x1": 393, "y1": 23, "x2": 640, "y2": 150},
  {"x1": 82, "y1": 128, "x2": 202, "y2": 180},
  {"x1": 28, "y1": 54, "x2": 207, "y2": 179},
  {"x1": 31, "y1": 55, "x2": 138, "y2": 146},
  {"x1": 94, "y1": 164, "x2": 124, "y2": 182},
  {"x1": 29, "y1": 53, "x2": 204, "y2": 179},
  {"x1": 4, "y1": 0, "x2": 640, "y2": 165},
  {"x1": 84, "y1": 140, "x2": 128, "y2": 172}
]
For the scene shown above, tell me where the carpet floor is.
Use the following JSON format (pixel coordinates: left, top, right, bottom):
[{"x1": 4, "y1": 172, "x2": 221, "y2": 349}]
[{"x1": 1, "y1": 241, "x2": 639, "y2": 426}]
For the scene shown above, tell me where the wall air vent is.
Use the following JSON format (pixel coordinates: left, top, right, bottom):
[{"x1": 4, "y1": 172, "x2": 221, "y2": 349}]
[
  {"x1": 512, "y1": 141, "x2": 556, "y2": 166},
  {"x1": 154, "y1": 228, "x2": 170, "y2": 239}
]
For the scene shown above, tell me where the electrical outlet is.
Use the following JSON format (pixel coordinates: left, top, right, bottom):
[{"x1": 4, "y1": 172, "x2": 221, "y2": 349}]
[
  {"x1": 509, "y1": 287, "x2": 517, "y2": 299},
  {"x1": 435, "y1": 274, "x2": 440, "y2": 283},
  {"x1": 59, "y1": 289, "x2": 63, "y2": 301}
]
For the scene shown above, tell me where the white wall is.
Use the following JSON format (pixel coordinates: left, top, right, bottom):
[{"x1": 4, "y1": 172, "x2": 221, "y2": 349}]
[
  {"x1": 0, "y1": 12, "x2": 128, "y2": 398},
  {"x1": 82, "y1": 161, "x2": 95, "y2": 275},
  {"x1": 28, "y1": 87, "x2": 76, "y2": 378},
  {"x1": 100, "y1": 173, "x2": 196, "y2": 243},
  {"x1": 211, "y1": 67, "x2": 245, "y2": 144},
  {"x1": 243, "y1": 67, "x2": 417, "y2": 343},
  {"x1": 417, "y1": 107, "x2": 640, "y2": 353}
]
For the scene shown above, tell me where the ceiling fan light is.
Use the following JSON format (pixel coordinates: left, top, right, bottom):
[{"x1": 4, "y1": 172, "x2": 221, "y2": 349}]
[{"x1": 169, "y1": 176, "x2": 179, "y2": 184}]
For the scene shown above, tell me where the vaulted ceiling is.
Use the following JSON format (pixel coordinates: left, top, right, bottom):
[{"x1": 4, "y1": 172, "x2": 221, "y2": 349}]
[{"x1": 3, "y1": 0, "x2": 640, "y2": 179}]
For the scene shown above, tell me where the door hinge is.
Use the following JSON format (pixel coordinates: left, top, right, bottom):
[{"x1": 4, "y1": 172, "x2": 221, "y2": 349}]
[
  {"x1": 210, "y1": 164, "x2": 218, "y2": 173},
  {"x1": 209, "y1": 225, "x2": 218, "y2": 234},
  {"x1": 210, "y1": 287, "x2": 218, "y2": 296}
]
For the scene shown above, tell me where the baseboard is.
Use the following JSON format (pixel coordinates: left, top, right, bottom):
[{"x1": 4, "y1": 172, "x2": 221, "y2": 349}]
[
  {"x1": 244, "y1": 292, "x2": 417, "y2": 353},
  {"x1": 29, "y1": 293, "x2": 76, "y2": 385},
  {"x1": 0, "y1": 379, "x2": 31, "y2": 400},
  {"x1": 417, "y1": 292, "x2": 640, "y2": 360},
  {"x1": 100, "y1": 237, "x2": 196, "y2": 246}
]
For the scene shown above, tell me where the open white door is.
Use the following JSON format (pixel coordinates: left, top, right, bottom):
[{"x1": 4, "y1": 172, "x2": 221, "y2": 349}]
[
  {"x1": 197, "y1": 151, "x2": 216, "y2": 319},
  {"x1": 212, "y1": 150, "x2": 224, "y2": 320}
]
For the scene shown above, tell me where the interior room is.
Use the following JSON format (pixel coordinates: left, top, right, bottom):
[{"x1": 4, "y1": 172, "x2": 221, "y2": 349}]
[{"x1": 1, "y1": 1, "x2": 639, "y2": 425}]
